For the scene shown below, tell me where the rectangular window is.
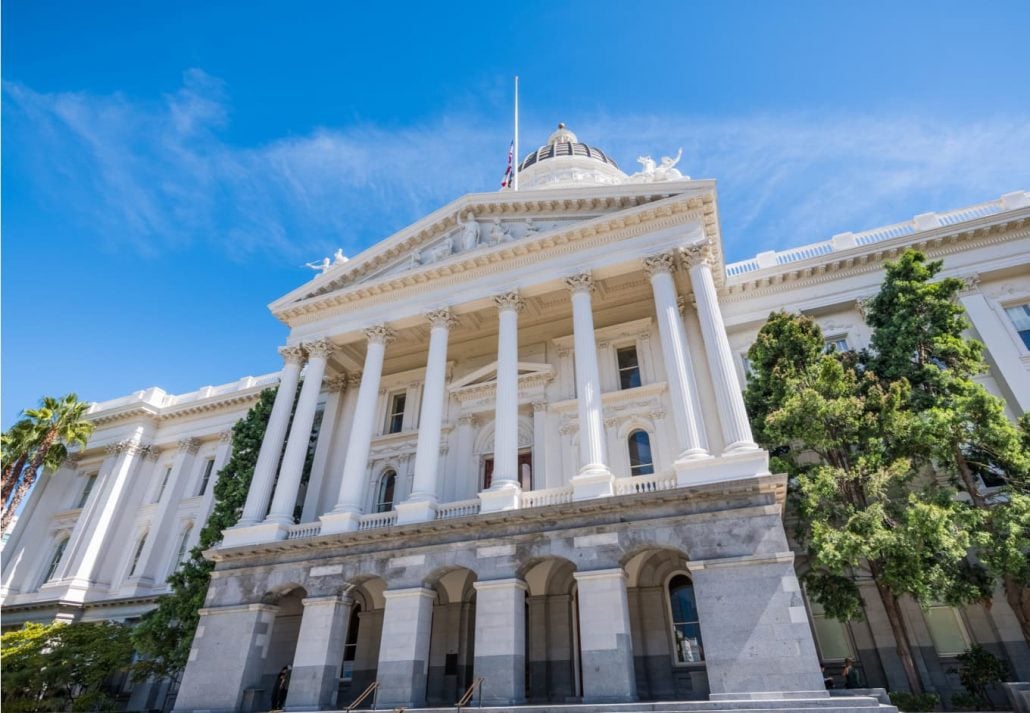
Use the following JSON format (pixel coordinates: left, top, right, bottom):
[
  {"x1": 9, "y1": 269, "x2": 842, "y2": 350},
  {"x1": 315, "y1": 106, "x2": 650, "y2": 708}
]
[
  {"x1": 807, "y1": 596, "x2": 854, "y2": 661},
  {"x1": 825, "y1": 336, "x2": 849, "y2": 353},
  {"x1": 154, "y1": 467, "x2": 171, "y2": 503},
  {"x1": 197, "y1": 459, "x2": 215, "y2": 496},
  {"x1": 616, "y1": 346, "x2": 642, "y2": 390},
  {"x1": 924, "y1": 605, "x2": 970, "y2": 656},
  {"x1": 128, "y1": 534, "x2": 147, "y2": 577},
  {"x1": 387, "y1": 392, "x2": 406, "y2": 434},
  {"x1": 77, "y1": 474, "x2": 97, "y2": 509},
  {"x1": 1005, "y1": 304, "x2": 1030, "y2": 349}
]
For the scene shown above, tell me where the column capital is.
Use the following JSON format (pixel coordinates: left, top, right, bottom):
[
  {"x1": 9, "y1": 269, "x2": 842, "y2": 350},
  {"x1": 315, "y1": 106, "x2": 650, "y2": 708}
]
[
  {"x1": 304, "y1": 337, "x2": 336, "y2": 360},
  {"x1": 364, "y1": 324, "x2": 396, "y2": 345},
  {"x1": 324, "y1": 374, "x2": 349, "y2": 392},
  {"x1": 855, "y1": 295, "x2": 875, "y2": 319},
  {"x1": 531, "y1": 400, "x2": 548, "y2": 412},
  {"x1": 177, "y1": 437, "x2": 201, "y2": 454},
  {"x1": 425, "y1": 308, "x2": 457, "y2": 329},
  {"x1": 573, "y1": 567, "x2": 628, "y2": 584},
  {"x1": 458, "y1": 414, "x2": 479, "y2": 427},
  {"x1": 473, "y1": 578, "x2": 528, "y2": 593},
  {"x1": 642, "y1": 252, "x2": 676, "y2": 277},
  {"x1": 564, "y1": 272, "x2": 595, "y2": 295},
  {"x1": 679, "y1": 240, "x2": 714, "y2": 268},
  {"x1": 494, "y1": 290, "x2": 525, "y2": 313},
  {"x1": 106, "y1": 437, "x2": 149, "y2": 457},
  {"x1": 219, "y1": 430, "x2": 233, "y2": 443},
  {"x1": 279, "y1": 344, "x2": 306, "y2": 365},
  {"x1": 959, "y1": 272, "x2": 982, "y2": 294},
  {"x1": 143, "y1": 446, "x2": 162, "y2": 461},
  {"x1": 346, "y1": 372, "x2": 363, "y2": 389}
]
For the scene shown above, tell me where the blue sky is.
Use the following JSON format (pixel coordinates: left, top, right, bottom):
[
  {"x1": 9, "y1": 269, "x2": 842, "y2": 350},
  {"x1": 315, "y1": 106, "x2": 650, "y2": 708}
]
[{"x1": 3, "y1": 0, "x2": 1030, "y2": 427}]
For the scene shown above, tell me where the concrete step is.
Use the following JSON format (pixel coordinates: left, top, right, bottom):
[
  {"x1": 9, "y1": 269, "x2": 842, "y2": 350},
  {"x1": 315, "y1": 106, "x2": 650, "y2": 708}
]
[{"x1": 336, "y1": 697, "x2": 897, "y2": 713}]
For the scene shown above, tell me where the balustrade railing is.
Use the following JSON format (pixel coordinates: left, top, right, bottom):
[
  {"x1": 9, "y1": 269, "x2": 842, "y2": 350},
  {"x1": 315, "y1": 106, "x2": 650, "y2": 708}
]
[
  {"x1": 435, "y1": 499, "x2": 481, "y2": 520},
  {"x1": 519, "y1": 485, "x2": 573, "y2": 508},
  {"x1": 285, "y1": 522, "x2": 322, "y2": 540},
  {"x1": 614, "y1": 471, "x2": 678, "y2": 495},
  {"x1": 357, "y1": 510, "x2": 398, "y2": 530}
]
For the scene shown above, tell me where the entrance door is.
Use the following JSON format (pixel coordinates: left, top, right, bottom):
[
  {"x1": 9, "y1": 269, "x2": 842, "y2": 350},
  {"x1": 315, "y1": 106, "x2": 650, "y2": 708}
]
[{"x1": 482, "y1": 452, "x2": 532, "y2": 490}]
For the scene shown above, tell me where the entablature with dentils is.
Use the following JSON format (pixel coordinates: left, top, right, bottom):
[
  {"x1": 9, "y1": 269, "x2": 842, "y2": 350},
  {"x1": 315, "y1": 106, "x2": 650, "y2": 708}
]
[{"x1": 271, "y1": 180, "x2": 725, "y2": 330}]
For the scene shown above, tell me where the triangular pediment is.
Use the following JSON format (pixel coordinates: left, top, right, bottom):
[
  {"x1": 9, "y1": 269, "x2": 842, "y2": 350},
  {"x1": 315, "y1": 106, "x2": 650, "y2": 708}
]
[
  {"x1": 269, "y1": 180, "x2": 714, "y2": 318},
  {"x1": 449, "y1": 361, "x2": 555, "y2": 391}
]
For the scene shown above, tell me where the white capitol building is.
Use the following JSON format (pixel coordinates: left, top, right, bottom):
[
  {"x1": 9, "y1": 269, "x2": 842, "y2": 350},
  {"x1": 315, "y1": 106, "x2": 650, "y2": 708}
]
[{"x1": 2, "y1": 125, "x2": 1028, "y2": 713}]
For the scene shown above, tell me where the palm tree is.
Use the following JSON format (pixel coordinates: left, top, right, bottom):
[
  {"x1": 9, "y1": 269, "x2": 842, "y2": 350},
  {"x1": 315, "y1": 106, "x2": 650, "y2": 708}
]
[
  {"x1": 1, "y1": 394, "x2": 95, "y2": 532},
  {"x1": 2, "y1": 419, "x2": 40, "y2": 507}
]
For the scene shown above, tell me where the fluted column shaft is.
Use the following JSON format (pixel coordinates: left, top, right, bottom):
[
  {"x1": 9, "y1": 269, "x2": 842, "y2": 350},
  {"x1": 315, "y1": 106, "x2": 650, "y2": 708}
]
[
  {"x1": 265, "y1": 339, "x2": 334, "y2": 526},
  {"x1": 238, "y1": 347, "x2": 304, "y2": 526},
  {"x1": 686, "y1": 252, "x2": 758, "y2": 452},
  {"x1": 409, "y1": 310, "x2": 454, "y2": 502},
  {"x1": 492, "y1": 292, "x2": 523, "y2": 488},
  {"x1": 327, "y1": 326, "x2": 395, "y2": 523},
  {"x1": 643, "y1": 253, "x2": 709, "y2": 459},
  {"x1": 566, "y1": 273, "x2": 612, "y2": 479}
]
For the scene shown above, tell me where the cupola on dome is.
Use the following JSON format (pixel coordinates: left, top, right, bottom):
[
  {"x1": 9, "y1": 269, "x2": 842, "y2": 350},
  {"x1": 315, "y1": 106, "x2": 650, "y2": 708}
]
[{"x1": 515, "y1": 123, "x2": 626, "y2": 190}]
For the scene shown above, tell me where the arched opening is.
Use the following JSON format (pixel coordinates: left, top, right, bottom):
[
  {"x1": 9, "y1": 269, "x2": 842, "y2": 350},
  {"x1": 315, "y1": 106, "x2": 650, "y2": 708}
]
[
  {"x1": 338, "y1": 577, "x2": 387, "y2": 708},
  {"x1": 624, "y1": 548, "x2": 708, "y2": 701},
  {"x1": 260, "y1": 585, "x2": 308, "y2": 708},
  {"x1": 375, "y1": 470, "x2": 396, "y2": 513},
  {"x1": 424, "y1": 567, "x2": 478, "y2": 705},
  {"x1": 627, "y1": 430, "x2": 655, "y2": 476},
  {"x1": 522, "y1": 558, "x2": 581, "y2": 703}
]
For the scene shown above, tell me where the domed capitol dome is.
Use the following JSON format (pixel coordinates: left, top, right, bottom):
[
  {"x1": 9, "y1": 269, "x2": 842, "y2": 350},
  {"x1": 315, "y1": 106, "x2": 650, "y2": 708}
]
[{"x1": 516, "y1": 123, "x2": 628, "y2": 189}]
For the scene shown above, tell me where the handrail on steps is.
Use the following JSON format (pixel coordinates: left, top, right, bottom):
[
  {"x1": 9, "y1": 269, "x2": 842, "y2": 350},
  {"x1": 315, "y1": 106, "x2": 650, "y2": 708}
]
[
  {"x1": 347, "y1": 680, "x2": 380, "y2": 712},
  {"x1": 455, "y1": 677, "x2": 484, "y2": 710}
]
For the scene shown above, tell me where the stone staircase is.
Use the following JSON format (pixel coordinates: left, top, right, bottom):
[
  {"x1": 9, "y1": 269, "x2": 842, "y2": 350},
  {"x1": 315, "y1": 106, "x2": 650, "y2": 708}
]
[{"x1": 333, "y1": 693, "x2": 897, "y2": 713}]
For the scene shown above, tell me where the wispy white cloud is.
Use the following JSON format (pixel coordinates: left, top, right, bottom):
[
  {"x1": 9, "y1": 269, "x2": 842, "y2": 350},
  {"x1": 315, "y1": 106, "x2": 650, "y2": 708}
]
[{"x1": 6, "y1": 71, "x2": 1029, "y2": 264}]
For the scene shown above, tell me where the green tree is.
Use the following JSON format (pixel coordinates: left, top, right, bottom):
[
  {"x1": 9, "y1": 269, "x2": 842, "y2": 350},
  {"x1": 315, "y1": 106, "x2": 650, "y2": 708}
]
[
  {"x1": 865, "y1": 250, "x2": 1030, "y2": 640},
  {"x1": 745, "y1": 311, "x2": 984, "y2": 694},
  {"x1": 1, "y1": 394, "x2": 95, "y2": 532},
  {"x1": 2, "y1": 419, "x2": 40, "y2": 507},
  {"x1": 132, "y1": 387, "x2": 277, "y2": 680},
  {"x1": 1, "y1": 621, "x2": 134, "y2": 712}
]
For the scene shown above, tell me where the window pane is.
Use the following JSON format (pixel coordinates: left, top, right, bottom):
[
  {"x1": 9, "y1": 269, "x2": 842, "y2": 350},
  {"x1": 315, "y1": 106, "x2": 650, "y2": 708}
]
[
  {"x1": 78, "y1": 474, "x2": 97, "y2": 509},
  {"x1": 617, "y1": 347, "x2": 642, "y2": 389},
  {"x1": 813, "y1": 615, "x2": 854, "y2": 661},
  {"x1": 198, "y1": 459, "x2": 215, "y2": 496},
  {"x1": 668, "y1": 575, "x2": 704, "y2": 663},
  {"x1": 388, "y1": 393, "x2": 406, "y2": 433},
  {"x1": 673, "y1": 622, "x2": 705, "y2": 663},
  {"x1": 628, "y1": 431, "x2": 654, "y2": 476},
  {"x1": 1005, "y1": 304, "x2": 1030, "y2": 349},
  {"x1": 925, "y1": 606, "x2": 969, "y2": 656},
  {"x1": 377, "y1": 471, "x2": 396, "y2": 512}
]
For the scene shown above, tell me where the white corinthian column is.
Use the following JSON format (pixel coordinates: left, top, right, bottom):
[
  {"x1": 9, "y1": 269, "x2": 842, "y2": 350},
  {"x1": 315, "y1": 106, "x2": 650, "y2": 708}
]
[
  {"x1": 232, "y1": 346, "x2": 304, "y2": 530},
  {"x1": 397, "y1": 308, "x2": 456, "y2": 525},
  {"x1": 683, "y1": 243, "x2": 758, "y2": 453},
  {"x1": 264, "y1": 338, "x2": 335, "y2": 528},
  {"x1": 643, "y1": 252, "x2": 710, "y2": 460},
  {"x1": 480, "y1": 291, "x2": 524, "y2": 513},
  {"x1": 321, "y1": 325, "x2": 395, "y2": 534},
  {"x1": 565, "y1": 272, "x2": 615, "y2": 500}
]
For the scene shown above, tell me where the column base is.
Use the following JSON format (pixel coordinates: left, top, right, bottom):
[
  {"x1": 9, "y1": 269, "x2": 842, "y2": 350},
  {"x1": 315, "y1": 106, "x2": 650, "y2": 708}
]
[
  {"x1": 571, "y1": 469, "x2": 615, "y2": 500},
  {"x1": 220, "y1": 521, "x2": 289, "y2": 548},
  {"x1": 318, "y1": 509, "x2": 361, "y2": 535},
  {"x1": 678, "y1": 447, "x2": 713, "y2": 461},
  {"x1": 709, "y1": 691, "x2": 829, "y2": 701},
  {"x1": 674, "y1": 448, "x2": 770, "y2": 487},
  {"x1": 394, "y1": 498, "x2": 438, "y2": 525},
  {"x1": 479, "y1": 483, "x2": 521, "y2": 513}
]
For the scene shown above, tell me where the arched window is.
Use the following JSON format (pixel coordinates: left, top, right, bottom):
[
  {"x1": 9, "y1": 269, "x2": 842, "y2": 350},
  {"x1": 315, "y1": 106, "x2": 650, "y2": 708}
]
[
  {"x1": 42, "y1": 536, "x2": 69, "y2": 584},
  {"x1": 341, "y1": 603, "x2": 361, "y2": 681},
  {"x1": 375, "y1": 470, "x2": 396, "y2": 513},
  {"x1": 175, "y1": 524, "x2": 194, "y2": 565},
  {"x1": 628, "y1": 430, "x2": 654, "y2": 476},
  {"x1": 128, "y1": 533, "x2": 148, "y2": 577},
  {"x1": 668, "y1": 574, "x2": 704, "y2": 663}
]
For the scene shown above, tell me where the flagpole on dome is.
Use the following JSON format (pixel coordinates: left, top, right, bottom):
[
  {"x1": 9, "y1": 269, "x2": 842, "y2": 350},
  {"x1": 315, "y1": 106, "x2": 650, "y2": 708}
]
[{"x1": 513, "y1": 74, "x2": 520, "y2": 191}]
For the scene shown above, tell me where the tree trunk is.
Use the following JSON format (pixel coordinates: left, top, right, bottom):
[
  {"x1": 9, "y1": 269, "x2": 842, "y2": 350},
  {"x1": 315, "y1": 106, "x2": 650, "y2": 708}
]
[
  {"x1": 953, "y1": 446, "x2": 987, "y2": 508},
  {"x1": 0, "y1": 429, "x2": 56, "y2": 532},
  {"x1": 1, "y1": 451, "x2": 29, "y2": 506},
  {"x1": 870, "y1": 562, "x2": 924, "y2": 694},
  {"x1": 1004, "y1": 575, "x2": 1030, "y2": 643}
]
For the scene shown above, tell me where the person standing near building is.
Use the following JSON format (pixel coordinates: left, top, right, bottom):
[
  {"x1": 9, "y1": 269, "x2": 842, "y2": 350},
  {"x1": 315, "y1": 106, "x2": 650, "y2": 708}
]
[{"x1": 272, "y1": 665, "x2": 291, "y2": 710}]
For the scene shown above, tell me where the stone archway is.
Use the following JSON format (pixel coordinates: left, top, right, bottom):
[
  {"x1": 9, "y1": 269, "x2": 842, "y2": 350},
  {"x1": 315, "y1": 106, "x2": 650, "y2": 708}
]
[
  {"x1": 623, "y1": 548, "x2": 709, "y2": 701},
  {"x1": 425, "y1": 567, "x2": 478, "y2": 705},
  {"x1": 522, "y1": 557, "x2": 581, "y2": 702},
  {"x1": 260, "y1": 585, "x2": 308, "y2": 707},
  {"x1": 338, "y1": 576, "x2": 387, "y2": 709}
]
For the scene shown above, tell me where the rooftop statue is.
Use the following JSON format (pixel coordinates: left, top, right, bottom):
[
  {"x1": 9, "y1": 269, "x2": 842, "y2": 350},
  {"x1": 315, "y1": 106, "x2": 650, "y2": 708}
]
[
  {"x1": 629, "y1": 148, "x2": 685, "y2": 182},
  {"x1": 305, "y1": 257, "x2": 331, "y2": 274},
  {"x1": 333, "y1": 249, "x2": 349, "y2": 265}
]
